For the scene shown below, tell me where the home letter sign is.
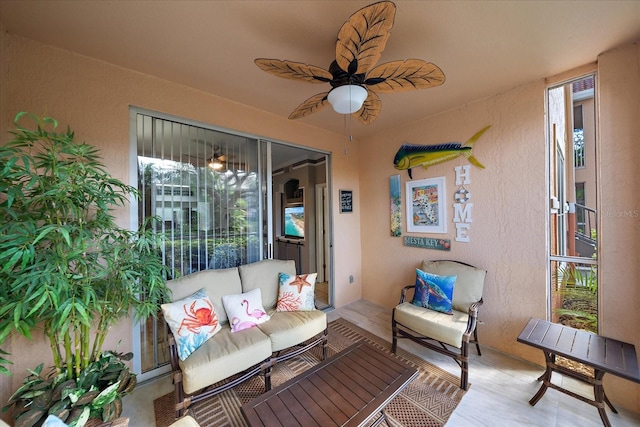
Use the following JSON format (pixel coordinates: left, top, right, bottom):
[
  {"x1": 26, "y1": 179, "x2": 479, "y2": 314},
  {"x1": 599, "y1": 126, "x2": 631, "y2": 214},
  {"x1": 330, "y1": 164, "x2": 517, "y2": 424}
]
[{"x1": 453, "y1": 165, "x2": 472, "y2": 242}]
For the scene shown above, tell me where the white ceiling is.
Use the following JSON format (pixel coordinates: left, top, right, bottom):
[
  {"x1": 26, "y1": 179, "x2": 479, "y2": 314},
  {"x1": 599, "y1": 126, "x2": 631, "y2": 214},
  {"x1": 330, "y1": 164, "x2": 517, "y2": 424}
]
[{"x1": 1, "y1": 1, "x2": 639, "y2": 140}]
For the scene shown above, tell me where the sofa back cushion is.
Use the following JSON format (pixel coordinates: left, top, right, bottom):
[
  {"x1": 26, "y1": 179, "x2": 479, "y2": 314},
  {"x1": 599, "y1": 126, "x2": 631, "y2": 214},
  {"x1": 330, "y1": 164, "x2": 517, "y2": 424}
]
[
  {"x1": 420, "y1": 260, "x2": 486, "y2": 313},
  {"x1": 239, "y1": 259, "x2": 296, "y2": 310},
  {"x1": 166, "y1": 267, "x2": 242, "y2": 324}
]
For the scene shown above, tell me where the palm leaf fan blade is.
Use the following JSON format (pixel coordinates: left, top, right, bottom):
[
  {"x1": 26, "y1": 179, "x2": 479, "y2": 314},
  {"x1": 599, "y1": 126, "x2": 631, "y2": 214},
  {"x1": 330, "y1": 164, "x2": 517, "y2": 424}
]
[
  {"x1": 288, "y1": 92, "x2": 330, "y2": 119},
  {"x1": 365, "y1": 59, "x2": 446, "y2": 93},
  {"x1": 353, "y1": 91, "x2": 381, "y2": 125},
  {"x1": 254, "y1": 59, "x2": 332, "y2": 83},
  {"x1": 336, "y1": 1, "x2": 396, "y2": 75}
]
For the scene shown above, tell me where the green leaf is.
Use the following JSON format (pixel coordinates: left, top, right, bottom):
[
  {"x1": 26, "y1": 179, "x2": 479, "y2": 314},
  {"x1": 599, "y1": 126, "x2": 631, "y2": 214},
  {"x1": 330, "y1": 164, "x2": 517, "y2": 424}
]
[
  {"x1": 31, "y1": 225, "x2": 56, "y2": 245},
  {"x1": 69, "y1": 406, "x2": 90, "y2": 427},
  {"x1": 67, "y1": 388, "x2": 85, "y2": 405},
  {"x1": 90, "y1": 381, "x2": 120, "y2": 408},
  {"x1": 27, "y1": 363, "x2": 44, "y2": 377},
  {"x1": 26, "y1": 293, "x2": 51, "y2": 318}
]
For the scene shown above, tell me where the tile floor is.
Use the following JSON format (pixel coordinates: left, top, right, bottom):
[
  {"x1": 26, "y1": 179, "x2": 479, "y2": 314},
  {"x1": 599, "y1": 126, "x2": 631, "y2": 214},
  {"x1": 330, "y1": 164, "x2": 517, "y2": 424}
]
[{"x1": 123, "y1": 299, "x2": 640, "y2": 426}]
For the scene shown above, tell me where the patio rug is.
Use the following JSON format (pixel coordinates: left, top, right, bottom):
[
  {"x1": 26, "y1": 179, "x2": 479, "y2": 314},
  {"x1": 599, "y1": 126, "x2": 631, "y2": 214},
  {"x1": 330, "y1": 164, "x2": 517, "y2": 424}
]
[{"x1": 154, "y1": 318, "x2": 467, "y2": 426}]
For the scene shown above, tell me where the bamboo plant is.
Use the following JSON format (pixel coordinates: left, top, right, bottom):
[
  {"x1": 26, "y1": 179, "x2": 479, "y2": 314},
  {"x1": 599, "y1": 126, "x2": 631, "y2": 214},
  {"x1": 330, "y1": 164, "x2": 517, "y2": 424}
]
[{"x1": 0, "y1": 113, "x2": 170, "y2": 424}]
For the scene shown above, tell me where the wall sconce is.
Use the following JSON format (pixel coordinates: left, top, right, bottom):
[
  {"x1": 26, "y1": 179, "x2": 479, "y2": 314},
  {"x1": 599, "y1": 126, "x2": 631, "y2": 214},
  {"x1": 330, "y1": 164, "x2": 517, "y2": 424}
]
[
  {"x1": 208, "y1": 157, "x2": 224, "y2": 170},
  {"x1": 327, "y1": 85, "x2": 367, "y2": 114}
]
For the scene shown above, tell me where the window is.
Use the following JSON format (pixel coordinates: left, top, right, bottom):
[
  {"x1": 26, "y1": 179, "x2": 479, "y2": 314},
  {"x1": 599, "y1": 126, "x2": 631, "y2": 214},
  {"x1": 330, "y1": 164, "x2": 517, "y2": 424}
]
[
  {"x1": 137, "y1": 114, "x2": 261, "y2": 277},
  {"x1": 135, "y1": 112, "x2": 261, "y2": 375},
  {"x1": 547, "y1": 75, "x2": 598, "y2": 333},
  {"x1": 573, "y1": 105, "x2": 585, "y2": 168}
]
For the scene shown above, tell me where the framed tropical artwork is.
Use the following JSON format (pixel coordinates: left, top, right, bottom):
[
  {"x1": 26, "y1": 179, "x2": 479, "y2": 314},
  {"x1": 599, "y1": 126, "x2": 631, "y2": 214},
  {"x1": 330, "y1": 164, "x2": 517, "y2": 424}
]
[
  {"x1": 406, "y1": 177, "x2": 447, "y2": 233},
  {"x1": 390, "y1": 175, "x2": 401, "y2": 237}
]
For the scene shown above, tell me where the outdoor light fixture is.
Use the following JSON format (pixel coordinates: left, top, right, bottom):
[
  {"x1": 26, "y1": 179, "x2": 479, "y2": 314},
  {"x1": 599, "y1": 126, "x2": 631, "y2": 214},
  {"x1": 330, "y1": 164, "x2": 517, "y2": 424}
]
[{"x1": 327, "y1": 85, "x2": 367, "y2": 114}]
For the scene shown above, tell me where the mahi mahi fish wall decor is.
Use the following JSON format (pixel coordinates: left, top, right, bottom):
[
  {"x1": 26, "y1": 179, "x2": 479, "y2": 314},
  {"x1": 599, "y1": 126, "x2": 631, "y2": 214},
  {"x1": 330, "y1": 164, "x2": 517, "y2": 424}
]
[{"x1": 393, "y1": 125, "x2": 491, "y2": 179}]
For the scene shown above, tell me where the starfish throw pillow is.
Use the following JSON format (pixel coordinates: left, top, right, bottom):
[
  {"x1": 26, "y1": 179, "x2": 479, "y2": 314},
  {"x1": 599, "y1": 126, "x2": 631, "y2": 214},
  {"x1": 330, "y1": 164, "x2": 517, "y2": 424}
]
[{"x1": 276, "y1": 272, "x2": 317, "y2": 312}]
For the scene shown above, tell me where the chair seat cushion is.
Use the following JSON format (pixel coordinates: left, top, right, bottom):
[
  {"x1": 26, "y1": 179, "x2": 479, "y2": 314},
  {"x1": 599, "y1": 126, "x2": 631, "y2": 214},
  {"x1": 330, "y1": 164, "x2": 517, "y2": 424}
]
[
  {"x1": 178, "y1": 325, "x2": 271, "y2": 394},
  {"x1": 257, "y1": 310, "x2": 327, "y2": 352},
  {"x1": 394, "y1": 302, "x2": 469, "y2": 348}
]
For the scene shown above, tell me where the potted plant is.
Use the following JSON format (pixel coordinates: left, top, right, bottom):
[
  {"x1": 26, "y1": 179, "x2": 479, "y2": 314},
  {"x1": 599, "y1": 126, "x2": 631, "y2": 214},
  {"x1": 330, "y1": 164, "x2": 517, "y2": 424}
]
[{"x1": 0, "y1": 113, "x2": 171, "y2": 426}]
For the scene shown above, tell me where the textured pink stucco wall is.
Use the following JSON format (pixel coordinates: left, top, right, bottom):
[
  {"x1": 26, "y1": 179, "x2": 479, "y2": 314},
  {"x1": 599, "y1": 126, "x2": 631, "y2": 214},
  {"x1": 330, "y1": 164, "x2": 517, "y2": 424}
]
[
  {"x1": 359, "y1": 42, "x2": 640, "y2": 412},
  {"x1": 0, "y1": 30, "x2": 363, "y2": 418},
  {"x1": 359, "y1": 80, "x2": 548, "y2": 357},
  {"x1": 597, "y1": 42, "x2": 640, "y2": 411}
]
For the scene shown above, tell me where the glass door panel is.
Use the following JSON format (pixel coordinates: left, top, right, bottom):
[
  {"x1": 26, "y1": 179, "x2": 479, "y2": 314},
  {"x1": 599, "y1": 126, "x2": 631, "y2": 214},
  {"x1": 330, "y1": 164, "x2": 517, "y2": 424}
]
[
  {"x1": 135, "y1": 111, "x2": 259, "y2": 378},
  {"x1": 547, "y1": 75, "x2": 598, "y2": 333},
  {"x1": 132, "y1": 110, "x2": 333, "y2": 380}
]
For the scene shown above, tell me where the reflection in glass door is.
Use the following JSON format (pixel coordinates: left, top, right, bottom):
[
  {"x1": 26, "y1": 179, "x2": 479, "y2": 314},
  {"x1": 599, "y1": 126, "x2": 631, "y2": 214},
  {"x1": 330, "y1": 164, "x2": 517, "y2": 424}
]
[{"x1": 263, "y1": 141, "x2": 332, "y2": 310}]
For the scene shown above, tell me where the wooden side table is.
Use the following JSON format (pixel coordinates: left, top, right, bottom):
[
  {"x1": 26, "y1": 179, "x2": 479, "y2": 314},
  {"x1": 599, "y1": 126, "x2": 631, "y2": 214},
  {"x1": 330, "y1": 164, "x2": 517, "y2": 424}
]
[{"x1": 517, "y1": 318, "x2": 640, "y2": 427}]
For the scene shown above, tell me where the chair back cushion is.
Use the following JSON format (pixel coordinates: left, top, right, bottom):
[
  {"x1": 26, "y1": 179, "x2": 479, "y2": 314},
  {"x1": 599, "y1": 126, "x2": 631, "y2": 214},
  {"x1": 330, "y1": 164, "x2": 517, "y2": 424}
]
[{"x1": 420, "y1": 260, "x2": 486, "y2": 313}]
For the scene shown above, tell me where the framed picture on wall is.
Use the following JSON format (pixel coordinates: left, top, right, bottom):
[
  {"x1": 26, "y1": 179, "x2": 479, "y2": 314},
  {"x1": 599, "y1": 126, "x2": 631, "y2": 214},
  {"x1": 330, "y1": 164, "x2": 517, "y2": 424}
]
[
  {"x1": 340, "y1": 190, "x2": 353, "y2": 214},
  {"x1": 406, "y1": 177, "x2": 447, "y2": 233}
]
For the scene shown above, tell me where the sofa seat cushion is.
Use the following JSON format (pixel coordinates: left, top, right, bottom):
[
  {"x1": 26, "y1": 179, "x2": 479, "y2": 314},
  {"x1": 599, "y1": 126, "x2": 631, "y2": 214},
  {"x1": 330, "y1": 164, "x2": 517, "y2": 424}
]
[
  {"x1": 178, "y1": 325, "x2": 271, "y2": 394},
  {"x1": 257, "y1": 310, "x2": 327, "y2": 353},
  {"x1": 394, "y1": 302, "x2": 469, "y2": 348}
]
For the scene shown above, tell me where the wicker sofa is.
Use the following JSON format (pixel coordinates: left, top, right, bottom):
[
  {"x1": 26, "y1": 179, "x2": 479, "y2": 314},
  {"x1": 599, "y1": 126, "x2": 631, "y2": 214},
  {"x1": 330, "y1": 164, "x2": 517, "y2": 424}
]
[{"x1": 164, "y1": 259, "x2": 328, "y2": 418}]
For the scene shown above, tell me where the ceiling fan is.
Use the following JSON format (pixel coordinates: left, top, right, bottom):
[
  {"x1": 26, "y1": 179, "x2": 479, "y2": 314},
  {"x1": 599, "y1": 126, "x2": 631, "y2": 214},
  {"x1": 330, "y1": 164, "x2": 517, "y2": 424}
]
[{"x1": 255, "y1": 1, "x2": 445, "y2": 125}]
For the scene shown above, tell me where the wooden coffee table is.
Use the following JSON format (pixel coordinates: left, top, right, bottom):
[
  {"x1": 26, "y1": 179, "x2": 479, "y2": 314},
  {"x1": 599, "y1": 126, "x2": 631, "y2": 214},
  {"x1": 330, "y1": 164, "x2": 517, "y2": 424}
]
[{"x1": 241, "y1": 341, "x2": 418, "y2": 427}]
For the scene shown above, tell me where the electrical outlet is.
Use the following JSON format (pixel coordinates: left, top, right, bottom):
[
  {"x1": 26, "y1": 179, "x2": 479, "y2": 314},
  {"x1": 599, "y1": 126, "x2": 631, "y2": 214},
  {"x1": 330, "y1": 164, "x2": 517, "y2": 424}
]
[{"x1": 349, "y1": 275, "x2": 354, "y2": 283}]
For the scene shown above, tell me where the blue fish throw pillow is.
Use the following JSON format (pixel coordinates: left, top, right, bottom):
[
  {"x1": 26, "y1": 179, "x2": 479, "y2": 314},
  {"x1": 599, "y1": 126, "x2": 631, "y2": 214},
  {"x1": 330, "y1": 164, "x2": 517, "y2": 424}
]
[{"x1": 411, "y1": 268, "x2": 456, "y2": 315}]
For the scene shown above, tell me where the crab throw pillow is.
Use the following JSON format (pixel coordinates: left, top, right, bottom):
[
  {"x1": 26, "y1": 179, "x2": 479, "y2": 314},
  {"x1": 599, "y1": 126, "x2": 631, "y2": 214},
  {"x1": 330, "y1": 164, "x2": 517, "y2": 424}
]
[
  {"x1": 276, "y1": 272, "x2": 317, "y2": 312},
  {"x1": 161, "y1": 288, "x2": 222, "y2": 360}
]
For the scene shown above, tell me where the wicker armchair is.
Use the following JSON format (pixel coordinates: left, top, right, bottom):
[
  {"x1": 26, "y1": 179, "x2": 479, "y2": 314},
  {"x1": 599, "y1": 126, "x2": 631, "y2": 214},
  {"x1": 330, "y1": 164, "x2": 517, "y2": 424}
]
[{"x1": 391, "y1": 260, "x2": 486, "y2": 390}]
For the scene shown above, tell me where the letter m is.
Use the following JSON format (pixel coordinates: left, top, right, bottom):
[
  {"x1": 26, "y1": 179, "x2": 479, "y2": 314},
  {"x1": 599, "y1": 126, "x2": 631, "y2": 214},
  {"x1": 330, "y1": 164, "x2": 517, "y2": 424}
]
[{"x1": 453, "y1": 203, "x2": 473, "y2": 223}]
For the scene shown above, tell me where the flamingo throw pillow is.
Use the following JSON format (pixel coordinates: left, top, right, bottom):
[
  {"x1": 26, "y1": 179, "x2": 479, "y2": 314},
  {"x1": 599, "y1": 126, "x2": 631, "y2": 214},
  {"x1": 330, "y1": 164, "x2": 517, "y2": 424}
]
[
  {"x1": 222, "y1": 288, "x2": 270, "y2": 332},
  {"x1": 161, "y1": 288, "x2": 222, "y2": 360},
  {"x1": 276, "y1": 272, "x2": 317, "y2": 311}
]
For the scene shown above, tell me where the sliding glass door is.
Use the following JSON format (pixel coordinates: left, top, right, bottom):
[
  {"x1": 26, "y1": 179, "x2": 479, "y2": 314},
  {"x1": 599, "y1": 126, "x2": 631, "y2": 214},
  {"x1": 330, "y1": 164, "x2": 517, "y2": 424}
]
[{"x1": 131, "y1": 109, "x2": 332, "y2": 380}]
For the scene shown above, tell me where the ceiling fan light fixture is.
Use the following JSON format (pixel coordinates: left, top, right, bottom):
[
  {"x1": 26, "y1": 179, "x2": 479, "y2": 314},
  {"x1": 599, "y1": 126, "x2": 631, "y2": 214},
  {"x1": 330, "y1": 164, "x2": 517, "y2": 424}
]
[
  {"x1": 208, "y1": 157, "x2": 224, "y2": 170},
  {"x1": 327, "y1": 85, "x2": 367, "y2": 114}
]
